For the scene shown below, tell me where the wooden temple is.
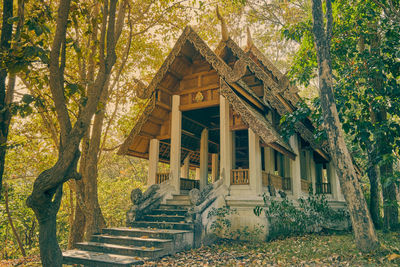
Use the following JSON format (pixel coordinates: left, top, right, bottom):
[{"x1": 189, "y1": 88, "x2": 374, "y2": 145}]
[{"x1": 118, "y1": 26, "x2": 344, "y2": 201}]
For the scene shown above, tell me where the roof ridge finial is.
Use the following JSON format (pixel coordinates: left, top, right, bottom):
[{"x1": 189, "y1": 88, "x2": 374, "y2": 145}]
[
  {"x1": 216, "y1": 6, "x2": 229, "y2": 42},
  {"x1": 246, "y1": 27, "x2": 254, "y2": 48}
]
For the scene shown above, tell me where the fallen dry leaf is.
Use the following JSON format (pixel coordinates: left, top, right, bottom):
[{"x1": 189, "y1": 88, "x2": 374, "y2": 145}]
[{"x1": 387, "y1": 253, "x2": 400, "y2": 261}]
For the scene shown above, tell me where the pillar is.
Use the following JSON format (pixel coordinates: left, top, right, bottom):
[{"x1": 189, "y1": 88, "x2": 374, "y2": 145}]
[
  {"x1": 148, "y1": 139, "x2": 159, "y2": 185},
  {"x1": 264, "y1": 146, "x2": 274, "y2": 174},
  {"x1": 232, "y1": 131, "x2": 236, "y2": 169},
  {"x1": 249, "y1": 129, "x2": 262, "y2": 195},
  {"x1": 195, "y1": 168, "x2": 200, "y2": 180},
  {"x1": 170, "y1": 95, "x2": 181, "y2": 194},
  {"x1": 220, "y1": 96, "x2": 232, "y2": 187},
  {"x1": 211, "y1": 153, "x2": 219, "y2": 182},
  {"x1": 310, "y1": 156, "x2": 316, "y2": 194},
  {"x1": 329, "y1": 162, "x2": 343, "y2": 200},
  {"x1": 181, "y1": 154, "x2": 190, "y2": 179},
  {"x1": 289, "y1": 134, "x2": 301, "y2": 198},
  {"x1": 200, "y1": 128, "x2": 209, "y2": 190}
]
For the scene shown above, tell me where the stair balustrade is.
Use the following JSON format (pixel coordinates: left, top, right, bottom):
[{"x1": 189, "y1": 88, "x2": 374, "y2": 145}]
[
  {"x1": 316, "y1": 182, "x2": 331, "y2": 194},
  {"x1": 231, "y1": 169, "x2": 249, "y2": 185},
  {"x1": 156, "y1": 172, "x2": 170, "y2": 184},
  {"x1": 301, "y1": 179, "x2": 311, "y2": 192}
]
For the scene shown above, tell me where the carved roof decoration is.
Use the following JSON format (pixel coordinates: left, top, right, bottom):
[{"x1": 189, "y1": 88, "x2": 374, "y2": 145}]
[
  {"x1": 215, "y1": 34, "x2": 330, "y2": 160},
  {"x1": 220, "y1": 79, "x2": 295, "y2": 159}
]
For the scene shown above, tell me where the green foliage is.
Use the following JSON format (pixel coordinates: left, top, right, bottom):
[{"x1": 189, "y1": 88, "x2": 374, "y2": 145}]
[
  {"x1": 280, "y1": 99, "x2": 326, "y2": 143},
  {"x1": 284, "y1": 0, "x2": 400, "y2": 167},
  {"x1": 208, "y1": 206, "x2": 236, "y2": 238},
  {"x1": 207, "y1": 206, "x2": 265, "y2": 241},
  {"x1": 254, "y1": 193, "x2": 349, "y2": 240}
]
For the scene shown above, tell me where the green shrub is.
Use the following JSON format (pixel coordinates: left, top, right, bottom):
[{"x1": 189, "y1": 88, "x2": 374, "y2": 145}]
[{"x1": 254, "y1": 193, "x2": 349, "y2": 240}]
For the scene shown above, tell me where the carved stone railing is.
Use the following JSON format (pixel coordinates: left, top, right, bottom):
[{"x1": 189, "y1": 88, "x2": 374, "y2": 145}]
[
  {"x1": 156, "y1": 172, "x2": 169, "y2": 184},
  {"x1": 180, "y1": 178, "x2": 200, "y2": 190},
  {"x1": 126, "y1": 182, "x2": 175, "y2": 226},
  {"x1": 231, "y1": 169, "x2": 249, "y2": 185},
  {"x1": 186, "y1": 179, "x2": 228, "y2": 248},
  {"x1": 301, "y1": 179, "x2": 311, "y2": 192},
  {"x1": 316, "y1": 182, "x2": 331, "y2": 194},
  {"x1": 262, "y1": 172, "x2": 291, "y2": 191}
]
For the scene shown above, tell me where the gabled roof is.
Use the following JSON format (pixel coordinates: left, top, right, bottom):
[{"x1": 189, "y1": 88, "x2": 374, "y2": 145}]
[
  {"x1": 215, "y1": 38, "x2": 330, "y2": 160},
  {"x1": 220, "y1": 79, "x2": 295, "y2": 159},
  {"x1": 118, "y1": 26, "x2": 298, "y2": 160}
]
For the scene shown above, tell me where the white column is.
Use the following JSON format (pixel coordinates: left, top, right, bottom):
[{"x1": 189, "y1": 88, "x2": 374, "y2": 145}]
[
  {"x1": 148, "y1": 139, "x2": 159, "y2": 185},
  {"x1": 232, "y1": 131, "x2": 236, "y2": 169},
  {"x1": 329, "y1": 162, "x2": 343, "y2": 200},
  {"x1": 211, "y1": 153, "x2": 219, "y2": 182},
  {"x1": 264, "y1": 146, "x2": 274, "y2": 173},
  {"x1": 195, "y1": 167, "x2": 200, "y2": 180},
  {"x1": 170, "y1": 95, "x2": 181, "y2": 194},
  {"x1": 220, "y1": 96, "x2": 232, "y2": 187},
  {"x1": 200, "y1": 128, "x2": 209, "y2": 190},
  {"x1": 289, "y1": 135, "x2": 301, "y2": 198},
  {"x1": 249, "y1": 129, "x2": 262, "y2": 195},
  {"x1": 310, "y1": 156, "x2": 316, "y2": 194},
  {"x1": 181, "y1": 154, "x2": 190, "y2": 179}
]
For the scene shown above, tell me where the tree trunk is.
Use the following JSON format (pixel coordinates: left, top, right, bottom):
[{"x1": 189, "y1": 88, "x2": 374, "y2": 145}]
[
  {"x1": 30, "y1": 184, "x2": 64, "y2": 267},
  {"x1": 311, "y1": 0, "x2": 379, "y2": 252},
  {"x1": 27, "y1": 1, "x2": 120, "y2": 264},
  {"x1": 367, "y1": 145, "x2": 381, "y2": 228},
  {"x1": 82, "y1": 83, "x2": 109, "y2": 239},
  {"x1": 369, "y1": 24, "x2": 399, "y2": 231},
  {"x1": 68, "y1": 195, "x2": 85, "y2": 249},
  {"x1": 380, "y1": 150, "x2": 399, "y2": 230},
  {"x1": 0, "y1": 0, "x2": 14, "y2": 196}
]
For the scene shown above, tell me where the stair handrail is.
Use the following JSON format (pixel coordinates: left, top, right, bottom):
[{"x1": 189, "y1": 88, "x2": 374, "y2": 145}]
[
  {"x1": 185, "y1": 179, "x2": 228, "y2": 247},
  {"x1": 126, "y1": 181, "x2": 175, "y2": 226}
]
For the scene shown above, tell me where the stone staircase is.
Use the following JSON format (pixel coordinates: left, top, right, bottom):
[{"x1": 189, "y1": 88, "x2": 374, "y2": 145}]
[{"x1": 63, "y1": 194, "x2": 193, "y2": 266}]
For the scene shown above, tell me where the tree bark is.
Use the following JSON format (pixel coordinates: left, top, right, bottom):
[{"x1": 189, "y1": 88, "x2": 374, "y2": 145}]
[
  {"x1": 36, "y1": 185, "x2": 63, "y2": 267},
  {"x1": 367, "y1": 144, "x2": 381, "y2": 228},
  {"x1": 311, "y1": 0, "x2": 379, "y2": 252},
  {"x1": 82, "y1": 88, "x2": 108, "y2": 239},
  {"x1": 0, "y1": 0, "x2": 14, "y2": 196}
]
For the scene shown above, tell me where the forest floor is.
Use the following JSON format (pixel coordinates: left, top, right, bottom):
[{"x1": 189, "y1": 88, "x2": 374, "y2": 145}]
[{"x1": 1, "y1": 231, "x2": 399, "y2": 266}]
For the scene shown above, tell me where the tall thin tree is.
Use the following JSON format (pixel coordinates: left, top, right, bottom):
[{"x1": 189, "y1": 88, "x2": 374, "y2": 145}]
[
  {"x1": 26, "y1": 0, "x2": 122, "y2": 265},
  {"x1": 310, "y1": 0, "x2": 379, "y2": 252}
]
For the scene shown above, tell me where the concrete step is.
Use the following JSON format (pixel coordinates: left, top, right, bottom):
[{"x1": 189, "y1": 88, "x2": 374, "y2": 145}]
[
  {"x1": 180, "y1": 190, "x2": 189, "y2": 195},
  {"x1": 63, "y1": 249, "x2": 143, "y2": 266},
  {"x1": 75, "y1": 241, "x2": 164, "y2": 258},
  {"x1": 159, "y1": 204, "x2": 191, "y2": 210},
  {"x1": 172, "y1": 194, "x2": 190, "y2": 201},
  {"x1": 91, "y1": 234, "x2": 172, "y2": 249},
  {"x1": 131, "y1": 221, "x2": 194, "y2": 231},
  {"x1": 164, "y1": 199, "x2": 191, "y2": 206},
  {"x1": 143, "y1": 214, "x2": 186, "y2": 222},
  {"x1": 102, "y1": 227, "x2": 191, "y2": 240},
  {"x1": 150, "y1": 208, "x2": 187, "y2": 216}
]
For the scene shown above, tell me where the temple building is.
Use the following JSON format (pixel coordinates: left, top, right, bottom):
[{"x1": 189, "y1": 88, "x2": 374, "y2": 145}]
[
  {"x1": 62, "y1": 23, "x2": 349, "y2": 266},
  {"x1": 118, "y1": 26, "x2": 345, "y2": 234},
  {"x1": 119, "y1": 25, "x2": 343, "y2": 200}
]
